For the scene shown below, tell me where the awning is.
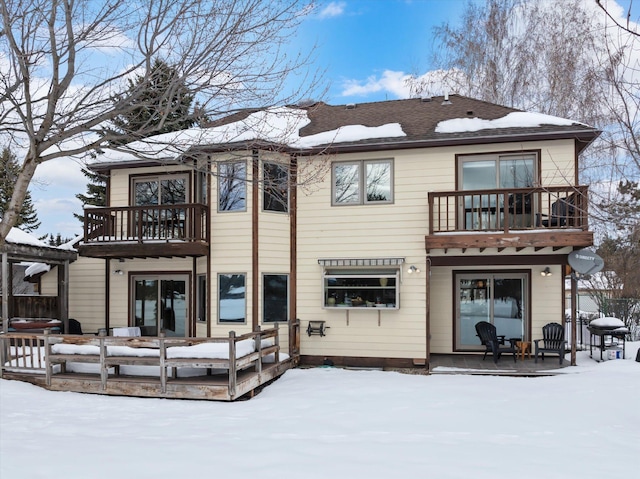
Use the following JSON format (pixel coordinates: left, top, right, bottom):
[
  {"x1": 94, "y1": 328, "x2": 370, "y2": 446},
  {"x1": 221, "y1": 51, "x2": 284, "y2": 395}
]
[{"x1": 317, "y1": 258, "x2": 405, "y2": 267}]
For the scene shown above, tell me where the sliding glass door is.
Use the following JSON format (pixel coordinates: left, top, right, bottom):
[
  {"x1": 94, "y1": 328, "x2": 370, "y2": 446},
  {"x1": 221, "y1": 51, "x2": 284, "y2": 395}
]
[
  {"x1": 133, "y1": 275, "x2": 189, "y2": 336},
  {"x1": 456, "y1": 272, "x2": 528, "y2": 350}
]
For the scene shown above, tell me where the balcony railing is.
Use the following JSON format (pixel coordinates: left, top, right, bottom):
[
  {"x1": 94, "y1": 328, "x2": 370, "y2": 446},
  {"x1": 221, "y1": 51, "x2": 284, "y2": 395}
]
[
  {"x1": 428, "y1": 186, "x2": 589, "y2": 234},
  {"x1": 83, "y1": 203, "x2": 208, "y2": 244}
]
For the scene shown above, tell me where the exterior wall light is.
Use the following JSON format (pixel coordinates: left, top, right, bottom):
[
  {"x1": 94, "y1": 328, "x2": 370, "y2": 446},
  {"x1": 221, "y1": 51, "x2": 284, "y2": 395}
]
[
  {"x1": 407, "y1": 265, "x2": 420, "y2": 274},
  {"x1": 541, "y1": 267, "x2": 552, "y2": 277},
  {"x1": 113, "y1": 269, "x2": 124, "y2": 275}
]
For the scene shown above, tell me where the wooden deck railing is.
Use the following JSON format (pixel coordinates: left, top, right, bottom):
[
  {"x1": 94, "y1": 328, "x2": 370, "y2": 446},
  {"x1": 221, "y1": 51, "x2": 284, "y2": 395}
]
[
  {"x1": 83, "y1": 203, "x2": 208, "y2": 244},
  {"x1": 0, "y1": 325, "x2": 281, "y2": 399},
  {"x1": 428, "y1": 186, "x2": 589, "y2": 234},
  {"x1": 0, "y1": 296, "x2": 58, "y2": 319}
]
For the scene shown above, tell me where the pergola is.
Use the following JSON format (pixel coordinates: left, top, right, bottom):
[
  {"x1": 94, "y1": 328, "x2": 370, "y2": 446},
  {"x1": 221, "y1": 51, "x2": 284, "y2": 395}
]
[{"x1": 1, "y1": 230, "x2": 77, "y2": 334}]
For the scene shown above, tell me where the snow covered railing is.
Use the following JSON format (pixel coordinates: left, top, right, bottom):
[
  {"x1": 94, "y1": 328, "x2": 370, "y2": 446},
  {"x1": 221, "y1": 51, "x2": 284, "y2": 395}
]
[
  {"x1": 0, "y1": 325, "x2": 281, "y2": 397},
  {"x1": 0, "y1": 333, "x2": 48, "y2": 375}
]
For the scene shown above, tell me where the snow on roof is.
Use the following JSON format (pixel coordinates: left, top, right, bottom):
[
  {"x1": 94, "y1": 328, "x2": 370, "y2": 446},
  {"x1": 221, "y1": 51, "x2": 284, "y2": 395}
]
[
  {"x1": 24, "y1": 262, "x2": 51, "y2": 277},
  {"x1": 92, "y1": 106, "x2": 406, "y2": 164},
  {"x1": 435, "y1": 112, "x2": 584, "y2": 134},
  {"x1": 5, "y1": 227, "x2": 49, "y2": 247}
]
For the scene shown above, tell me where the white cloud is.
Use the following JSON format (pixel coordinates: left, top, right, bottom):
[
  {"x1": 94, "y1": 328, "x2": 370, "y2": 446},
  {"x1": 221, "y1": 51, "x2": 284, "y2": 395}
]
[
  {"x1": 341, "y1": 70, "x2": 412, "y2": 98},
  {"x1": 319, "y1": 1, "x2": 346, "y2": 19}
]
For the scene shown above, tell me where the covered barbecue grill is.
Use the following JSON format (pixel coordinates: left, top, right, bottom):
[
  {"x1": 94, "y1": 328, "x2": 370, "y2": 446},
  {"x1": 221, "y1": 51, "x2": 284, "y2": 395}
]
[{"x1": 587, "y1": 317, "x2": 628, "y2": 361}]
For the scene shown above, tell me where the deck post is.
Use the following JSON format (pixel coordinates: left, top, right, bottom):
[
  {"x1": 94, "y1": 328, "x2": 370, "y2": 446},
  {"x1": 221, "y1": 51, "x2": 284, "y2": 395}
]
[
  {"x1": 159, "y1": 333, "x2": 167, "y2": 393},
  {"x1": 99, "y1": 333, "x2": 107, "y2": 390},
  {"x1": 255, "y1": 326, "x2": 262, "y2": 374},
  {"x1": 0, "y1": 334, "x2": 6, "y2": 379},
  {"x1": 44, "y1": 330, "x2": 52, "y2": 386},
  {"x1": 228, "y1": 331, "x2": 236, "y2": 399}
]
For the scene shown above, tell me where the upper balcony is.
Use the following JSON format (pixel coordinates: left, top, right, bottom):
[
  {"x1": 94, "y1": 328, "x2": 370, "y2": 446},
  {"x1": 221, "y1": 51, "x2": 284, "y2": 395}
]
[
  {"x1": 77, "y1": 204, "x2": 209, "y2": 259},
  {"x1": 426, "y1": 185, "x2": 593, "y2": 252}
]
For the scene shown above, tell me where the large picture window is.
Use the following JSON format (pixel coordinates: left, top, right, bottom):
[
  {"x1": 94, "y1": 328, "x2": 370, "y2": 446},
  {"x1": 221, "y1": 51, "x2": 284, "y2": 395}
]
[
  {"x1": 323, "y1": 269, "x2": 398, "y2": 309},
  {"x1": 218, "y1": 274, "x2": 246, "y2": 323},
  {"x1": 263, "y1": 162, "x2": 289, "y2": 212},
  {"x1": 218, "y1": 161, "x2": 246, "y2": 212},
  {"x1": 332, "y1": 159, "x2": 393, "y2": 205},
  {"x1": 263, "y1": 274, "x2": 288, "y2": 323}
]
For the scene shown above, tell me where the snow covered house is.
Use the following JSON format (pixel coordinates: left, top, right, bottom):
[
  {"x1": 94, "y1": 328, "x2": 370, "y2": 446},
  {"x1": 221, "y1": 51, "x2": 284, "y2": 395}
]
[{"x1": 48, "y1": 95, "x2": 599, "y2": 368}]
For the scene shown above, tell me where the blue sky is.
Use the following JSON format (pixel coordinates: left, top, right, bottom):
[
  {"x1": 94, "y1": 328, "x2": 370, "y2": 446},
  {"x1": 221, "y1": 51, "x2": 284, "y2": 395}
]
[{"x1": 26, "y1": 0, "x2": 639, "y2": 240}]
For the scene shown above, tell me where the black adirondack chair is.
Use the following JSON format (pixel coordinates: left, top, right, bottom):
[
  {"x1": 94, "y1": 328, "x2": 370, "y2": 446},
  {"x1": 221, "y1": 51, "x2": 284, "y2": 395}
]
[
  {"x1": 534, "y1": 322, "x2": 566, "y2": 364},
  {"x1": 475, "y1": 321, "x2": 517, "y2": 363}
]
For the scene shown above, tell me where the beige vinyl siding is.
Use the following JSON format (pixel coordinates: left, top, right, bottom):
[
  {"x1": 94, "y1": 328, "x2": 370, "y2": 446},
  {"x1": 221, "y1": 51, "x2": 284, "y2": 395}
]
[
  {"x1": 297, "y1": 138, "x2": 576, "y2": 358},
  {"x1": 40, "y1": 257, "x2": 107, "y2": 334},
  {"x1": 209, "y1": 153, "x2": 252, "y2": 336},
  {"x1": 297, "y1": 148, "x2": 431, "y2": 360}
]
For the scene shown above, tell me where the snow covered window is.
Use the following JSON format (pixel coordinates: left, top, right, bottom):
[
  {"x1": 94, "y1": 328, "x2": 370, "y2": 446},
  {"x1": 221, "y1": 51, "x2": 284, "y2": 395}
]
[
  {"x1": 218, "y1": 274, "x2": 246, "y2": 324},
  {"x1": 332, "y1": 159, "x2": 393, "y2": 205}
]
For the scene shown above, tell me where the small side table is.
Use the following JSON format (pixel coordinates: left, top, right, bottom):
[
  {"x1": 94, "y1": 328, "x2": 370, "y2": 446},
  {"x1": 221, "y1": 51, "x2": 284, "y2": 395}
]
[{"x1": 515, "y1": 340, "x2": 531, "y2": 361}]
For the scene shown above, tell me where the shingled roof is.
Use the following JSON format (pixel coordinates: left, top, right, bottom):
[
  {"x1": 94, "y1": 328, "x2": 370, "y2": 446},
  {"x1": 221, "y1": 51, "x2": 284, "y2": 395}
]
[{"x1": 295, "y1": 95, "x2": 599, "y2": 153}]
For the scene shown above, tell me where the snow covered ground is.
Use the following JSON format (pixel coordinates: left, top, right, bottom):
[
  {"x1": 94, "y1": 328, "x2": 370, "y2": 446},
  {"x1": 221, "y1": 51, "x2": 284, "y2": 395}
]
[{"x1": 1, "y1": 344, "x2": 639, "y2": 479}]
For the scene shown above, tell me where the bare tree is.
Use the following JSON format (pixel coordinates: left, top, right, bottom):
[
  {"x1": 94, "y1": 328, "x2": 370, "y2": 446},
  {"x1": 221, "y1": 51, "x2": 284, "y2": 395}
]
[
  {"x1": 0, "y1": 0, "x2": 322, "y2": 244},
  {"x1": 415, "y1": 0, "x2": 640, "y2": 232}
]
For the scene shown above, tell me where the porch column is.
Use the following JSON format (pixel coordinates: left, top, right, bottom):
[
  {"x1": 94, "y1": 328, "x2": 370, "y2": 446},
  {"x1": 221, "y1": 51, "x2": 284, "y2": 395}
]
[
  {"x1": 570, "y1": 272, "x2": 577, "y2": 366},
  {"x1": 1, "y1": 252, "x2": 8, "y2": 333},
  {"x1": 58, "y1": 260, "x2": 70, "y2": 333}
]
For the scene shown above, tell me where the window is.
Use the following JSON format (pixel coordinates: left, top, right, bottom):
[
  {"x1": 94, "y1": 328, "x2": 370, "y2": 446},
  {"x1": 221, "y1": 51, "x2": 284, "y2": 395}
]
[
  {"x1": 455, "y1": 271, "x2": 529, "y2": 351},
  {"x1": 218, "y1": 273, "x2": 246, "y2": 323},
  {"x1": 459, "y1": 153, "x2": 538, "y2": 229},
  {"x1": 323, "y1": 269, "x2": 399, "y2": 309},
  {"x1": 263, "y1": 162, "x2": 289, "y2": 212},
  {"x1": 332, "y1": 159, "x2": 393, "y2": 205},
  {"x1": 218, "y1": 161, "x2": 246, "y2": 212},
  {"x1": 133, "y1": 174, "x2": 188, "y2": 206},
  {"x1": 263, "y1": 274, "x2": 288, "y2": 323},
  {"x1": 132, "y1": 174, "x2": 188, "y2": 238},
  {"x1": 459, "y1": 153, "x2": 536, "y2": 191}
]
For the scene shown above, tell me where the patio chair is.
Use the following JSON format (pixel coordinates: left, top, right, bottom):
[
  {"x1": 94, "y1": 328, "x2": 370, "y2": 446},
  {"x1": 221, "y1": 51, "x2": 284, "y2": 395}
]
[
  {"x1": 536, "y1": 194, "x2": 576, "y2": 227},
  {"x1": 474, "y1": 321, "x2": 517, "y2": 363},
  {"x1": 534, "y1": 322, "x2": 566, "y2": 364}
]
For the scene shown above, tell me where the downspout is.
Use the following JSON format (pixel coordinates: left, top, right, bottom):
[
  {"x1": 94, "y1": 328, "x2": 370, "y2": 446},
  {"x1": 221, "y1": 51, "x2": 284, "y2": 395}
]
[
  {"x1": 289, "y1": 155, "x2": 298, "y2": 356},
  {"x1": 252, "y1": 150, "x2": 259, "y2": 331},
  {"x1": 425, "y1": 256, "x2": 431, "y2": 372}
]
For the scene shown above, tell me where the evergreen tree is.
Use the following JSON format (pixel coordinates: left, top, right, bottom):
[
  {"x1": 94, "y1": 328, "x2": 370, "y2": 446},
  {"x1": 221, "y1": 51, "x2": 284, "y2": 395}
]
[
  {"x1": 111, "y1": 59, "x2": 196, "y2": 137},
  {"x1": 43, "y1": 233, "x2": 73, "y2": 246},
  {"x1": 74, "y1": 167, "x2": 107, "y2": 223},
  {"x1": 0, "y1": 147, "x2": 41, "y2": 232}
]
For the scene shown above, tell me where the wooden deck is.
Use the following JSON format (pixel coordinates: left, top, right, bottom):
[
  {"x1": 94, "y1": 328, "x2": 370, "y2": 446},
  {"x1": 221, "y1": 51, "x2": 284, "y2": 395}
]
[{"x1": 0, "y1": 326, "x2": 296, "y2": 401}]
